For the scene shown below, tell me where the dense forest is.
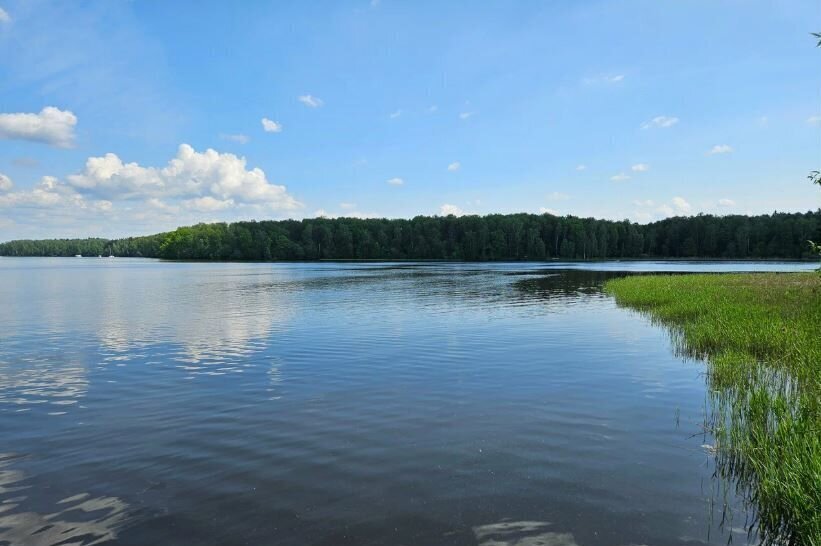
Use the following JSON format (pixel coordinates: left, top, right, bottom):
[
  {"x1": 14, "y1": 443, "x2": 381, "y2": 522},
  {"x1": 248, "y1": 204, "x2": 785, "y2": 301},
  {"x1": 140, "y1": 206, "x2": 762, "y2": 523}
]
[{"x1": 1, "y1": 211, "x2": 819, "y2": 261}]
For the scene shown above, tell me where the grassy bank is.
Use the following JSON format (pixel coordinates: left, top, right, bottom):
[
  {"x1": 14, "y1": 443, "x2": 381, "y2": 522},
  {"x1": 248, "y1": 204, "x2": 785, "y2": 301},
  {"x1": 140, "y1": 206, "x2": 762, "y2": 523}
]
[{"x1": 605, "y1": 273, "x2": 821, "y2": 546}]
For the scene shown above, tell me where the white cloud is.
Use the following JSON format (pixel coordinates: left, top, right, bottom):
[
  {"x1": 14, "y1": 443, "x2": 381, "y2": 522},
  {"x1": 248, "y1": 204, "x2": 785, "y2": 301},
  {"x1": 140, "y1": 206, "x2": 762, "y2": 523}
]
[
  {"x1": 386, "y1": 177, "x2": 404, "y2": 186},
  {"x1": 632, "y1": 196, "x2": 692, "y2": 220},
  {"x1": 610, "y1": 173, "x2": 630, "y2": 182},
  {"x1": 656, "y1": 204, "x2": 674, "y2": 217},
  {"x1": 182, "y1": 196, "x2": 235, "y2": 212},
  {"x1": 66, "y1": 144, "x2": 300, "y2": 209},
  {"x1": 706, "y1": 144, "x2": 733, "y2": 155},
  {"x1": 0, "y1": 173, "x2": 13, "y2": 191},
  {"x1": 146, "y1": 197, "x2": 180, "y2": 214},
  {"x1": 539, "y1": 207, "x2": 560, "y2": 216},
  {"x1": 0, "y1": 145, "x2": 303, "y2": 238},
  {"x1": 447, "y1": 161, "x2": 461, "y2": 172},
  {"x1": 633, "y1": 211, "x2": 653, "y2": 223},
  {"x1": 807, "y1": 115, "x2": 821, "y2": 126},
  {"x1": 631, "y1": 163, "x2": 650, "y2": 172},
  {"x1": 0, "y1": 176, "x2": 92, "y2": 210},
  {"x1": 0, "y1": 107, "x2": 77, "y2": 148},
  {"x1": 370, "y1": 0, "x2": 381, "y2": 7},
  {"x1": 298, "y1": 95, "x2": 324, "y2": 108},
  {"x1": 575, "y1": 164, "x2": 586, "y2": 171},
  {"x1": 428, "y1": 105, "x2": 438, "y2": 113},
  {"x1": 641, "y1": 115, "x2": 679, "y2": 129},
  {"x1": 261, "y1": 118, "x2": 282, "y2": 133},
  {"x1": 717, "y1": 198, "x2": 736, "y2": 207},
  {"x1": 0, "y1": 7, "x2": 10, "y2": 23},
  {"x1": 672, "y1": 196, "x2": 691, "y2": 214},
  {"x1": 439, "y1": 204, "x2": 464, "y2": 216},
  {"x1": 459, "y1": 112, "x2": 474, "y2": 120},
  {"x1": 339, "y1": 202, "x2": 356, "y2": 209},
  {"x1": 93, "y1": 200, "x2": 113, "y2": 212},
  {"x1": 221, "y1": 133, "x2": 249, "y2": 144},
  {"x1": 547, "y1": 191, "x2": 569, "y2": 201},
  {"x1": 389, "y1": 110, "x2": 402, "y2": 119},
  {"x1": 313, "y1": 207, "x2": 381, "y2": 220},
  {"x1": 341, "y1": 210, "x2": 382, "y2": 219}
]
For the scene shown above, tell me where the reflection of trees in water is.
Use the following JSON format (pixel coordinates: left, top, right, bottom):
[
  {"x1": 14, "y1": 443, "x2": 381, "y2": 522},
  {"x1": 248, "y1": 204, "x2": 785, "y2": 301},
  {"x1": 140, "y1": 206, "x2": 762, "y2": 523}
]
[
  {"x1": 511, "y1": 270, "x2": 623, "y2": 302},
  {"x1": 0, "y1": 453, "x2": 129, "y2": 546}
]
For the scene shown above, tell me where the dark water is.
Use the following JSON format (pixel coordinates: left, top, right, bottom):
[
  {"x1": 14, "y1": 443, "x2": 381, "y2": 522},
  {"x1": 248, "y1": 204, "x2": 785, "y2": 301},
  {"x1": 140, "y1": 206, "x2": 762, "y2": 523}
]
[{"x1": 0, "y1": 259, "x2": 815, "y2": 546}]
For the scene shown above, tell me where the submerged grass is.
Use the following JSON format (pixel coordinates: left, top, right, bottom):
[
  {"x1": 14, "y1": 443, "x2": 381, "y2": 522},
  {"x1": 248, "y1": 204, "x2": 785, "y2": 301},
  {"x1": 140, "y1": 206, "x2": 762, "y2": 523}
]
[{"x1": 604, "y1": 273, "x2": 821, "y2": 546}]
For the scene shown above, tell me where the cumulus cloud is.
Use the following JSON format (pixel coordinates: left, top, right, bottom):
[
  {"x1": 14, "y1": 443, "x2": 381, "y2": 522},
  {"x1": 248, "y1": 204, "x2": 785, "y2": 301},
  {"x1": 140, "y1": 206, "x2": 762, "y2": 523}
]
[
  {"x1": 146, "y1": 197, "x2": 180, "y2": 214},
  {"x1": 0, "y1": 107, "x2": 77, "y2": 148},
  {"x1": 0, "y1": 145, "x2": 303, "y2": 238},
  {"x1": 447, "y1": 161, "x2": 461, "y2": 172},
  {"x1": 717, "y1": 198, "x2": 736, "y2": 207},
  {"x1": 672, "y1": 196, "x2": 691, "y2": 214},
  {"x1": 610, "y1": 173, "x2": 630, "y2": 182},
  {"x1": 459, "y1": 112, "x2": 474, "y2": 120},
  {"x1": 386, "y1": 177, "x2": 404, "y2": 186},
  {"x1": 0, "y1": 6, "x2": 10, "y2": 23},
  {"x1": 439, "y1": 204, "x2": 465, "y2": 216},
  {"x1": 0, "y1": 173, "x2": 13, "y2": 191},
  {"x1": 182, "y1": 196, "x2": 235, "y2": 212},
  {"x1": 298, "y1": 95, "x2": 324, "y2": 108},
  {"x1": 633, "y1": 196, "x2": 692, "y2": 221},
  {"x1": 575, "y1": 164, "x2": 586, "y2": 171},
  {"x1": 66, "y1": 144, "x2": 300, "y2": 210},
  {"x1": 389, "y1": 110, "x2": 402, "y2": 119},
  {"x1": 641, "y1": 115, "x2": 679, "y2": 129},
  {"x1": 539, "y1": 207, "x2": 560, "y2": 216},
  {"x1": 261, "y1": 118, "x2": 282, "y2": 133},
  {"x1": 706, "y1": 144, "x2": 733, "y2": 155},
  {"x1": 806, "y1": 115, "x2": 821, "y2": 126},
  {"x1": 339, "y1": 202, "x2": 356, "y2": 209},
  {"x1": 221, "y1": 133, "x2": 249, "y2": 144},
  {"x1": 631, "y1": 163, "x2": 650, "y2": 172},
  {"x1": 547, "y1": 191, "x2": 569, "y2": 201},
  {"x1": 0, "y1": 176, "x2": 98, "y2": 210}
]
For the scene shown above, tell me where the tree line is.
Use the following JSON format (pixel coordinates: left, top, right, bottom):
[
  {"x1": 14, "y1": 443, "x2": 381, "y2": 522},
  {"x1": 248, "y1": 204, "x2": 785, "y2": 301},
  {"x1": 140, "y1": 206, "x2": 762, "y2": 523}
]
[{"x1": 1, "y1": 211, "x2": 819, "y2": 261}]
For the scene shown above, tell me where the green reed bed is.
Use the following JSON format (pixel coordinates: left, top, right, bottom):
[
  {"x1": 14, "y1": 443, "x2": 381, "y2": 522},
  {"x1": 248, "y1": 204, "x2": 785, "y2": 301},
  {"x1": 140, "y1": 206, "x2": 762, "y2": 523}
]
[{"x1": 605, "y1": 273, "x2": 821, "y2": 546}]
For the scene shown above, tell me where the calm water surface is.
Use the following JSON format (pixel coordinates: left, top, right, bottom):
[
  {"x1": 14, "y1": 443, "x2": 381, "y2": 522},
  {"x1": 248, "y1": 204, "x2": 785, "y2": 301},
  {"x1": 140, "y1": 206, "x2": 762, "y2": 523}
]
[{"x1": 0, "y1": 259, "x2": 815, "y2": 546}]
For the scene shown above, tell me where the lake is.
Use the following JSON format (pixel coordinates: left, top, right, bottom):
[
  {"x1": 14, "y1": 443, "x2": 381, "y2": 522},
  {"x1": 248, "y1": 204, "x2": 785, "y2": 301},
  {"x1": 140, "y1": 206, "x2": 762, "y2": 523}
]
[{"x1": 0, "y1": 258, "x2": 816, "y2": 546}]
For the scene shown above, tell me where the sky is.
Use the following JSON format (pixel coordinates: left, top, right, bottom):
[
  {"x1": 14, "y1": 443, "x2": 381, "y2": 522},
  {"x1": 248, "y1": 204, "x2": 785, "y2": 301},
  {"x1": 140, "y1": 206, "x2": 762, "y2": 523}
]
[{"x1": 0, "y1": 0, "x2": 819, "y2": 240}]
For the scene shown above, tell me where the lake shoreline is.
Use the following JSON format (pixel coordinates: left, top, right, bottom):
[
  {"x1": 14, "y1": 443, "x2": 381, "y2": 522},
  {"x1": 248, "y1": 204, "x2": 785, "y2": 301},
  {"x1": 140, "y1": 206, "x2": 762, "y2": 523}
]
[{"x1": 605, "y1": 272, "x2": 821, "y2": 546}]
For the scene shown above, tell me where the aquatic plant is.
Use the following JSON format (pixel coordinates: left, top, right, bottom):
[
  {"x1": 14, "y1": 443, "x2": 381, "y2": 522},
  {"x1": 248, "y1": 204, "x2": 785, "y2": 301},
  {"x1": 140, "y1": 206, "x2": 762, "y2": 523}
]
[{"x1": 605, "y1": 273, "x2": 821, "y2": 546}]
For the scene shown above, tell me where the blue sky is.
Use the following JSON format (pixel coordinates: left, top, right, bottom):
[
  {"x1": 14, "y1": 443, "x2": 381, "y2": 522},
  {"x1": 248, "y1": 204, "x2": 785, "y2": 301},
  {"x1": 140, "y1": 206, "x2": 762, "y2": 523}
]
[{"x1": 0, "y1": 0, "x2": 819, "y2": 240}]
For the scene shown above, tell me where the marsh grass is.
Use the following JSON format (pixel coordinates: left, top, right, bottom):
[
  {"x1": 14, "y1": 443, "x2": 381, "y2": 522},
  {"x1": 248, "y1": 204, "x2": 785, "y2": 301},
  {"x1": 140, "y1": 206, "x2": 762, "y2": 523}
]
[{"x1": 605, "y1": 273, "x2": 821, "y2": 546}]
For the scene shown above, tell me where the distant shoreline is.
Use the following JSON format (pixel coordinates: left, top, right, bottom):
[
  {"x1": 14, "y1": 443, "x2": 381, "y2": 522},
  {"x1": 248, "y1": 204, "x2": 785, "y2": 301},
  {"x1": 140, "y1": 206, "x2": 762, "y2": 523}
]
[
  {"x1": 2, "y1": 210, "x2": 819, "y2": 261},
  {"x1": 2, "y1": 256, "x2": 817, "y2": 264}
]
